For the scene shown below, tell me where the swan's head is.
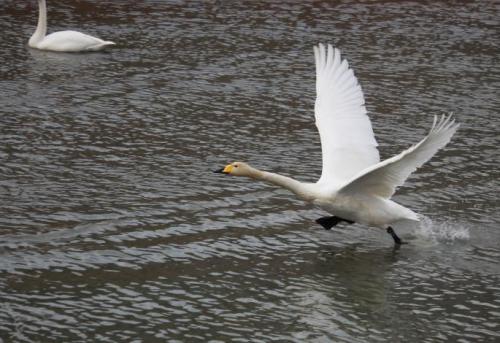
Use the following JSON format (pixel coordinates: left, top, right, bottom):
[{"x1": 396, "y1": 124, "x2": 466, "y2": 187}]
[{"x1": 214, "y1": 162, "x2": 255, "y2": 177}]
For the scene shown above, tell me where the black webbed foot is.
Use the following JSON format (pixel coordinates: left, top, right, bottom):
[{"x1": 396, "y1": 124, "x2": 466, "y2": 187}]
[
  {"x1": 387, "y1": 226, "x2": 408, "y2": 245},
  {"x1": 316, "y1": 216, "x2": 355, "y2": 230}
]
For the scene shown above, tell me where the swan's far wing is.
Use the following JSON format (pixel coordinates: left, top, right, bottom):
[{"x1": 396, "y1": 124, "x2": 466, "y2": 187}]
[
  {"x1": 314, "y1": 44, "x2": 379, "y2": 186},
  {"x1": 338, "y1": 114, "x2": 459, "y2": 198}
]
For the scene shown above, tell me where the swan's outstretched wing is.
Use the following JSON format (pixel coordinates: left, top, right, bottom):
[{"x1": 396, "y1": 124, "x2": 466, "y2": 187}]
[
  {"x1": 338, "y1": 114, "x2": 459, "y2": 198},
  {"x1": 314, "y1": 43, "x2": 379, "y2": 186}
]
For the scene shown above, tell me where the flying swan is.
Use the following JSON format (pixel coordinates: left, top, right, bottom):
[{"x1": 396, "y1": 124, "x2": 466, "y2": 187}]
[
  {"x1": 28, "y1": 0, "x2": 115, "y2": 52},
  {"x1": 215, "y1": 43, "x2": 459, "y2": 245}
]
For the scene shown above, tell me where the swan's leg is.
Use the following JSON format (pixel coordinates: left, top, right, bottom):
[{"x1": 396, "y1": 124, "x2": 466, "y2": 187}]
[
  {"x1": 316, "y1": 216, "x2": 355, "y2": 230},
  {"x1": 387, "y1": 227, "x2": 407, "y2": 245}
]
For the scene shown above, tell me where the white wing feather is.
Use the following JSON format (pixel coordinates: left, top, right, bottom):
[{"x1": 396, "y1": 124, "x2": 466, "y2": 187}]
[
  {"x1": 339, "y1": 114, "x2": 459, "y2": 198},
  {"x1": 314, "y1": 43, "x2": 379, "y2": 186},
  {"x1": 37, "y1": 31, "x2": 115, "y2": 52}
]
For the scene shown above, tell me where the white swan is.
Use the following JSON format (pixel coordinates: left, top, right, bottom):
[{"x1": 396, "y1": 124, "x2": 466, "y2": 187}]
[
  {"x1": 215, "y1": 43, "x2": 460, "y2": 245},
  {"x1": 28, "y1": 0, "x2": 115, "y2": 52}
]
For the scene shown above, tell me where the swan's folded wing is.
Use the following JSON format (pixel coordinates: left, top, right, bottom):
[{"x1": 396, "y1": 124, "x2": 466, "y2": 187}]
[
  {"x1": 38, "y1": 31, "x2": 110, "y2": 52},
  {"x1": 314, "y1": 44, "x2": 380, "y2": 186},
  {"x1": 338, "y1": 114, "x2": 459, "y2": 198}
]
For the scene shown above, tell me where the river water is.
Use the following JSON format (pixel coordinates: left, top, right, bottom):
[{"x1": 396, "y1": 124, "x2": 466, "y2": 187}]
[{"x1": 0, "y1": 1, "x2": 499, "y2": 342}]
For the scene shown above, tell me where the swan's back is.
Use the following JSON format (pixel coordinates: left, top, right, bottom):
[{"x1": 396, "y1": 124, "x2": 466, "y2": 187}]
[{"x1": 35, "y1": 30, "x2": 114, "y2": 52}]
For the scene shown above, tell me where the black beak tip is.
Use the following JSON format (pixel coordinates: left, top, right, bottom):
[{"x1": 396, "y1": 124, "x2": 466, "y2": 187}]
[{"x1": 214, "y1": 168, "x2": 225, "y2": 174}]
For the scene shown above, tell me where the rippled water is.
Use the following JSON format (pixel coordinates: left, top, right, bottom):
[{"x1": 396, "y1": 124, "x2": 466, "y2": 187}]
[{"x1": 0, "y1": 1, "x2": 499, "y2": 342}]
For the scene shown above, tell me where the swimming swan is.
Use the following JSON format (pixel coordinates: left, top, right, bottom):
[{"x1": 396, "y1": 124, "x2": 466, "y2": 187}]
[
  {"x1": 215, "y1": 43, "x2": 459, "y2": 245},
  {"x1": 28, "y1": 0, "x2": 115, "y2": 52}
]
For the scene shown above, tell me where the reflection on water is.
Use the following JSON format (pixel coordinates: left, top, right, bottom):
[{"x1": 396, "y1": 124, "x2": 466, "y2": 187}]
[{"x1": 0, "y1": 0, "x2": 499, "y2": 342}]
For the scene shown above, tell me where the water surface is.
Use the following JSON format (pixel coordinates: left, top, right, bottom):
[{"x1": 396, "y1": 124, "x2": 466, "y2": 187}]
[{"x1": 0, "y1": 1, "x2": 499, "y2": 342}]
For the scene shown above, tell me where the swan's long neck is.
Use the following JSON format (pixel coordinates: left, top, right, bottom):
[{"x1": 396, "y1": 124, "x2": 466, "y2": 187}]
[
  {"x1": 29, "y1": 0, "x2": 47, "y2": 47},
  {"x1": 250, "y1": 169, "x2": 308, "y2": 198}
]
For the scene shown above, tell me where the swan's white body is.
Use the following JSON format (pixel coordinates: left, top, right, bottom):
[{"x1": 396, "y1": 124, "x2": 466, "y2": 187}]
[
  {"x1": 219, "y1": 43, "x2": 459, "y2": 236},
  {"x1": 28, "y1": 0, "x2": 115, "y2": 52}
]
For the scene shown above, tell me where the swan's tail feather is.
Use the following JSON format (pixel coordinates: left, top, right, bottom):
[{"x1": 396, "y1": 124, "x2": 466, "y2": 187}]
[{"x1": 86, "y1": 41, "x2": 116, "y2": 51}]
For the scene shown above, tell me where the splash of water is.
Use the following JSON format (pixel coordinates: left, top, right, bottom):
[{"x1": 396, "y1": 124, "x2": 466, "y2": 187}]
[{"x1": 413, "y1": 216, "x2": 470, "y2": 243}]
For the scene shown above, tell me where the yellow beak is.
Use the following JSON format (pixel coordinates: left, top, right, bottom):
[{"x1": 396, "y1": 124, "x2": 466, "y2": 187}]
[
  {"x1": 214, "y1": 164, "x2": 234, "y2": 174},
  {"x1": 223, "y1": 164, "x2": 233, "y2": 173}
]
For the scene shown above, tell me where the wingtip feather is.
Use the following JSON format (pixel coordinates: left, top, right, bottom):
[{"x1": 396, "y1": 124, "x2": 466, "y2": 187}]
[{"x1": 326, "y1": 44, "x2": 334, "y2": 69}]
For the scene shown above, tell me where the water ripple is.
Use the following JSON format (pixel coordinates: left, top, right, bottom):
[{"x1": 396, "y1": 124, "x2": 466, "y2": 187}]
[{"x1": 0, "y1": 0, "x2": 499, "y2": 342}]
